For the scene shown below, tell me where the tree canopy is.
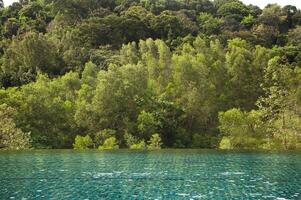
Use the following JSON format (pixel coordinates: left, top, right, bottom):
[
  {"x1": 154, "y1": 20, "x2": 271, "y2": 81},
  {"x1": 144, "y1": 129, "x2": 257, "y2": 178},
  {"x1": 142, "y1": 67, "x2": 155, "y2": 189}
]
[{"x1": 0, "y1": 0, "x2": 300, "y2": 150}]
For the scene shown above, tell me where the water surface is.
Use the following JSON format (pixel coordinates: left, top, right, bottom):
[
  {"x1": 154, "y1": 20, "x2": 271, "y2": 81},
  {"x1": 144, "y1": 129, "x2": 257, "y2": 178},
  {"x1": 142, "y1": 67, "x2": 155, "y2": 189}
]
[{"x1": 0, "y1": 150, "x2": 300, "y2": 199}]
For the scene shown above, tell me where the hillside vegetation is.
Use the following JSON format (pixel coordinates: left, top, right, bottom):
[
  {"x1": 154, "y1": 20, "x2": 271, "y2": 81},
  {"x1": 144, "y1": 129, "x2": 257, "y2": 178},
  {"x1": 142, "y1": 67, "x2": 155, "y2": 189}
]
[{"x1": 0, "y1": 0, "x2": 300, "y2": 150}]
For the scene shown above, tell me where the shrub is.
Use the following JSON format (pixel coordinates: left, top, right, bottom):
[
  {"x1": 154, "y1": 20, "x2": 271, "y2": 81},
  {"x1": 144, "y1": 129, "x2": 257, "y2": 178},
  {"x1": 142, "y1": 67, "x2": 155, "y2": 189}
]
[
  {"x1": 94, "y1": 129, "x2": 116, "y2": 147},
  {"x1": 130, "y1": 140, "x2": 146, "y2": 149},
  {"x1": 219, "y1": 135, "x2": 265, "y2": 150},
  {"x1": 73, "y1": 135, "x2": 93, "y2": 149},
  {"x1": 218, "y1": 108, "x2": 266, "y2": 149},
  {"x1": 219, "y1": 136, "x2": 232, "y2": 149},
  {"x1": 98, "y1": 137, "x2": 119, "y2": 150},
  {"x1": 192, "y1": 133, "x2": 219, "y2": 148},
  {"x1": 147, "y1": 133, "x2": 162, "y2": 149},
  {"x1": 124, "y1": 131, "x2": 138, "y2": 147}
]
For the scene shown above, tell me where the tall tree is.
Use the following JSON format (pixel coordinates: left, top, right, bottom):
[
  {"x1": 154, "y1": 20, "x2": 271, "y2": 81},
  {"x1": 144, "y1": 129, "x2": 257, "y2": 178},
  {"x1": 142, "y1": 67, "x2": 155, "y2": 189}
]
[{"x1": 1, "y1": 32, "x2": 62, "y2": 87}]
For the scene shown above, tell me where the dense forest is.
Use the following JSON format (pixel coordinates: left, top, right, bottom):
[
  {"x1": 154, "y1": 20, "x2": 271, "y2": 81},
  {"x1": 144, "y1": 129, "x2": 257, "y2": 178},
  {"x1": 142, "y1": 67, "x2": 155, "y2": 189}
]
[{"x1": 0, "y1": 0, "x2": 300, "y2": 150}]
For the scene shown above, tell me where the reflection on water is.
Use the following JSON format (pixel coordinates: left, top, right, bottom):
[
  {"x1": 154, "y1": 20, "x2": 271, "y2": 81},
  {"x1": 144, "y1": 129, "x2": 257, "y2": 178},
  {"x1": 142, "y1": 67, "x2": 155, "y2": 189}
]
[{"x1": 0, "y1": 150, "x2": 300, "y2": 199}]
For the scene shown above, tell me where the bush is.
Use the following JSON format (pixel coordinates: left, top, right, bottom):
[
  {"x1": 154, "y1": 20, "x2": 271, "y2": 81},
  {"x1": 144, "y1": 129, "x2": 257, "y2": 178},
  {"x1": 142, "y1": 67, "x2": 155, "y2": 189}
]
[
  {"x1": 98, "y1": 137, "x2": 119, "y2": 150},
  {"x1": 147, "y1": 133, "x2": 162, "y2": 149},
  {"x1": 219, "y1": 136, "x2": 232, "y2": 149},
  {"x1": 124, "y1": 131, "x2": 138, "y2": 147},
  {"x1": 218, "y1": 136, "x2": 265, "y2": 150},
  {"x1": 218, "y1": 108, "x2": 267, "y2": 149},
  {"x1": 219, "y1": 108, "x2": 265, "y2": 136},
  {"x1": 130, "y1": 140, "x2": 146, "y2": 149},
  {"x1": 94, "y1": 129, "x2": 116, "y2": 147},
  {"x1": 192, "y1": 133, "x2": 219, "y2": 148},
  {"x1": 73, "y1": 135, "x2": 93, "y2": 149}
]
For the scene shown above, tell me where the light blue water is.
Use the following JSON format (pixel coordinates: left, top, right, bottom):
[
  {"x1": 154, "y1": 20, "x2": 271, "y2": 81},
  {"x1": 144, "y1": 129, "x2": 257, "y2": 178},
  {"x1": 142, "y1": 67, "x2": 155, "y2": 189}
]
[{"x1": 0, "y1": 150, "x2": 300, "y2": 199}]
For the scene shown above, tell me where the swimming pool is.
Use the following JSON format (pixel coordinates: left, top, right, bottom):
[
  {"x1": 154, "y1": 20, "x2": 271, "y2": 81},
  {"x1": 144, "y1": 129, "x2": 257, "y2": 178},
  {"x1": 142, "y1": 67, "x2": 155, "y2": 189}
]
[{"x1": 0, "y1": 150, "x2": 300, "y2": 199}]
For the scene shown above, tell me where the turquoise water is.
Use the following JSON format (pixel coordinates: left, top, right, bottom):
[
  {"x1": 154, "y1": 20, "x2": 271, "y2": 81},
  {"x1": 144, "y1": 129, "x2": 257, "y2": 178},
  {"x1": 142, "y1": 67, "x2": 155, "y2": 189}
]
[{"x1": 0, "y1": 150, "x2": 300, "y2": 199}]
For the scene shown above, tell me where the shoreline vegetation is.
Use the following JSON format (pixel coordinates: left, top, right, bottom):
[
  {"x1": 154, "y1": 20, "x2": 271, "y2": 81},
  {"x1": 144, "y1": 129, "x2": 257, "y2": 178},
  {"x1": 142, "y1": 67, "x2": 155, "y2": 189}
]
[{"x1": 0, "y1": 0, "x2": 300, "y2": 151}]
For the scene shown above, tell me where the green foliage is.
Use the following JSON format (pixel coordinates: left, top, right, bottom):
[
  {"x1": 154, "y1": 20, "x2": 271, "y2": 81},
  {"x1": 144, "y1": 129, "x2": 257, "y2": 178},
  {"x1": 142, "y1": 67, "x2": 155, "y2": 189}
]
[
  {"x1": 1, "y1": 32, "x2": 62, "y2": 87},
  {"x1": 218, "y1": 108, "x2": 267, "y2": 149},
  {"x1": 219, "y1": 108, "x2": 264, "y2": 136},
  {"x1": 173, "y1": 38, "x2": 214, "y2": 118},
  {"x1": 124, "y1": 131, "x2": 138, "y2": 147},
  {"x1": 130, "y1": 140, "x2": 146, "y2": 149},
  {"x1": 288, "y1": 26, "x2": 301, "y2": 45},
  {"x1": 78, "y1": 15, "x2": 124, "y2": 48},
  {"x1": 151, "y1": 11, "x2": 190, "y2": 39},
  {"x1": 257, "y1": 56, "x2": 301, "y2": 150},
  {"x1": 0, "y1": 0, "x2": 301, "y2": 150},
  {"x1": 198, "y1": 12, "x2": 222, "y2": 35},
  {"x1": 217, "y1": 1, "x2": 249, "y2": 21},
  {"x1": 225, "y1": 38, "x2": 269, "y2": 110},
  {"x1": 94, "y1": 129, "x2": 116, "y2": 147},
  {"x1": 241, "y1": 15, "x2": 254, "y2": 28},
  {"x1": 98, "y1": 137, "x2": 119, "y2": 150},
  {"x1": 0, "y1": 104, "x2": 31, "y2": 150},
  {"x1": 191, "y1": 133, "x2": 219, "y2": 148},
  {"x1": 219, "y1": 136, "x2": 232, "y2": 149},
  {"x1": 0, "y1": 72, "x2": 81, "y2": 148},
  {"x1": 271, "y1": 111, "x2": 301, "y2": 150},
  {"x1": 137, "y1": 111, "x2": 158, "y2": 138},
  {"x1": 73, "y1": 135, "x2": 93, "y2": 150},
  {"x1": 219, "y1": 136, "x2": 264, "y2": 150},
  {"x1": 147, "y1": 133, "x2": 162, "y2": 149}
]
